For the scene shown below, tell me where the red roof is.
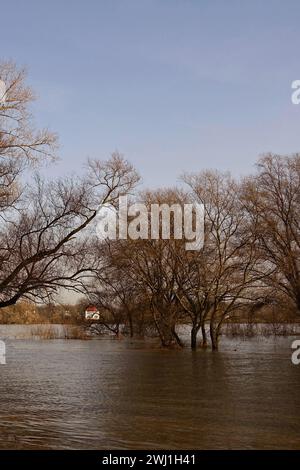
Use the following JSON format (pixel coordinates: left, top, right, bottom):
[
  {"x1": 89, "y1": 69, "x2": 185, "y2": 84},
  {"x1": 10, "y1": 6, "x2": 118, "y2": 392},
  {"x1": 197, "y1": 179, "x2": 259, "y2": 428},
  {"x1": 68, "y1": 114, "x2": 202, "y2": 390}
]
[{"x1": 85, "y1": 305, "x2": 98, "y2": 312}]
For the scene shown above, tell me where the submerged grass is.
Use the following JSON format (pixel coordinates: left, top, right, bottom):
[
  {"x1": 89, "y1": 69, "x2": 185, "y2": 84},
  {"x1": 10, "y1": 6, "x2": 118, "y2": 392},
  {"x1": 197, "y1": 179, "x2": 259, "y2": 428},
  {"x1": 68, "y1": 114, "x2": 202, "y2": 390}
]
[
  {"x1": 30, "y1": 324, "x2": 89, "y2": 340},
  {"x1": 224, "y1": 322, "x2": 299, "y2": 338}
]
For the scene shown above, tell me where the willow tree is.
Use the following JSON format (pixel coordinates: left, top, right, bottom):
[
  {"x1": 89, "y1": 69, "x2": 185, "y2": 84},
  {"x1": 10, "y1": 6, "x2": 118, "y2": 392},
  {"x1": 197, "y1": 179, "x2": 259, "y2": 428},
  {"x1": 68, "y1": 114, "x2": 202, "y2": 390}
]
[
  {"x1": 0, "y1": 62, "x2": 140, "y2": 309},
  {"x1": 0, "y1": 62, "x2": 57, "y2": 211},
  {"x1": 243, "y1": 153, "x2": 300, "y2": 315},
  {"x1": 183, "y1": 170, "x2": 269, "y2": 350}
]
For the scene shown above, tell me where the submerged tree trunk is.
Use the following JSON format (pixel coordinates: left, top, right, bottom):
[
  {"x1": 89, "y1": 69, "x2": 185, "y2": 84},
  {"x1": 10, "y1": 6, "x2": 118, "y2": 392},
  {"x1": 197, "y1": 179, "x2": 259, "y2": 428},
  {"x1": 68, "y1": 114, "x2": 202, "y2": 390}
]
[
  {"x1": 201, "y1": 323, "x2": 208, "y2": 348},
  {"x1": 152, "y1": 308, "x2": 177, "y2": 348},
  {"x1": 191, "y1": 324, "x2": 201, "y2": 350},
  {"x1": 127, "y1": 310, "x2": 134, "y2": 338},
  {"x1": 172, "y1": 327, "x2": 184, "y2": 348},
  {"x1": 210, "y1": 323, "x2": 219, "y2": 350}
]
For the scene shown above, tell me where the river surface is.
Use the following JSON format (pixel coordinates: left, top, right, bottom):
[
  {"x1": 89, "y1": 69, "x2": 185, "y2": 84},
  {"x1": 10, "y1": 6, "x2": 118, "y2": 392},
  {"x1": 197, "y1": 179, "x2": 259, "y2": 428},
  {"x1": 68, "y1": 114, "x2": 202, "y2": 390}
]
[{"x1": 0, "y1": 325, "x2": 299, "y2": 449}]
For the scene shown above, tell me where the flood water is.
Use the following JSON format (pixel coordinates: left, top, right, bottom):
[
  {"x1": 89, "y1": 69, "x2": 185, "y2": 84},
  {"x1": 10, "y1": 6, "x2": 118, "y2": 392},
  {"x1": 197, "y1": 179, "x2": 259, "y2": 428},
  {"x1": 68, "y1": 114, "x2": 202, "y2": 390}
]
[{"x1": 0, "y1": 326, "x2": 300, "y2": 449}]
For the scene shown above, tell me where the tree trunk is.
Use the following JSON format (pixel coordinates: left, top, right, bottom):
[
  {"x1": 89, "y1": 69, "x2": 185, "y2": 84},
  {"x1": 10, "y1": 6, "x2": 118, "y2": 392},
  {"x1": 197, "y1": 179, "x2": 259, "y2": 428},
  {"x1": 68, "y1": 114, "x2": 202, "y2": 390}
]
[
  {"x1": 201, "y1": 323, "x2": 208, "y2": 348},
  {"x1": 115, "y1": 323, "x2": 121, "y2": 339},
  {"x1": 210, "y1": 324, "x2": 219, "y2": 350},
  {"x1": 127, "y1": 311, "x2": 134, "y2": 338},
  {"x1": 172, "y1": 327, "x2": 184, "y2": 348},
  {"x1": 191, "y1": 326, "x2": 198, "y2": 350}
]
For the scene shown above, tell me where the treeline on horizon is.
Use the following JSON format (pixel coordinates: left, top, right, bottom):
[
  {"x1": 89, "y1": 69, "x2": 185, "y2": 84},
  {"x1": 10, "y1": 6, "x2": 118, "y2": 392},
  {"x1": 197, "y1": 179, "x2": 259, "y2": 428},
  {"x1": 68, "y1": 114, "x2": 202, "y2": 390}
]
[{"x1": 0, "y1": 62, "x2": 299, "y2": 350}]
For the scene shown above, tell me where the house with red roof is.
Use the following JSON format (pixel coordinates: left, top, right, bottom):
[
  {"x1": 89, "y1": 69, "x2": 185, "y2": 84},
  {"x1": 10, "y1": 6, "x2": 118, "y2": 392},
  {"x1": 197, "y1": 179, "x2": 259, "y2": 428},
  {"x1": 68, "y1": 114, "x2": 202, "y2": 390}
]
[{"x1": 84, "y1": 305, "x2": 100, "y2": 320}]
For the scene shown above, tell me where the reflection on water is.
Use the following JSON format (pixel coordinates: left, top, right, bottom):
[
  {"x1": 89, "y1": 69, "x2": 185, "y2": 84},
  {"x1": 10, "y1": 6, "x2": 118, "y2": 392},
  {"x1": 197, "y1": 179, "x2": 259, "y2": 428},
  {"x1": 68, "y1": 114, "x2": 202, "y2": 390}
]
[{"x1": 0, "y1": 329, "x2": 299, "y2": 449}]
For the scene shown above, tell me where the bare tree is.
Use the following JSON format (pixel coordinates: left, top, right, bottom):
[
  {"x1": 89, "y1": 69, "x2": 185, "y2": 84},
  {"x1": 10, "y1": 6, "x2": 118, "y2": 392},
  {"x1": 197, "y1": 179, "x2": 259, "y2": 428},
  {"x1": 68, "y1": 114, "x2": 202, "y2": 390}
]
[
  {"x1": 183, "y1": 170, "x2": 269, "y2": 349},
  {"x1": 243, "y1": 153, "x2": 300, "y2": 314},
  {"x1": 0, "y1": 62, "x2": 57, "y2": 213},
  {"x1": 86, "y1": 239, "x2": 141, "y2": 337},
  {"x1": 0, "y1": 154, "x2": 139, "y2": 309},
  {"x1": 0, "y1": 62, "x2": 57, "y2": 162},
  {"x1": 171, "y1": 246, "x2": 212, "y2": 349},
  {"x1": 0, "y1": 63, "x2": 140, "y2": 315}
]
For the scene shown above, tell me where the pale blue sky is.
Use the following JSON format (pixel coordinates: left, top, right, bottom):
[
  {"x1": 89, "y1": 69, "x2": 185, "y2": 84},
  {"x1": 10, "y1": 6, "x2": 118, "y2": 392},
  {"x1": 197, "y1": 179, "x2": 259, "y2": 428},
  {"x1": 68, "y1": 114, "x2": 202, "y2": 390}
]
[{"x1": 2, "y1": 0, "x2": 300, "y2": 187}]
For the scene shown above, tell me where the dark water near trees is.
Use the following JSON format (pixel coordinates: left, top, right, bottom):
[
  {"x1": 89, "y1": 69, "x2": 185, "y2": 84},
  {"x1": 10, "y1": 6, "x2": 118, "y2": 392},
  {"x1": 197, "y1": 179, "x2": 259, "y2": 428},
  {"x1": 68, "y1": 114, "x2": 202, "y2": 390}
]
[{"x1": 0, "y1": 330, "x2": 300, "y2": 449}]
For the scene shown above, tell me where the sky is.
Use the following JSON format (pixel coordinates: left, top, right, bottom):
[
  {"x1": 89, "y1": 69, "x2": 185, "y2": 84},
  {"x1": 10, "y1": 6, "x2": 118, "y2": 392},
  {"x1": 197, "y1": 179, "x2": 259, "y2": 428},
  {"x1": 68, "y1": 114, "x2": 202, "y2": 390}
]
[{"x1": 1, "y1": 0, "x2": 300, "y2": 188}]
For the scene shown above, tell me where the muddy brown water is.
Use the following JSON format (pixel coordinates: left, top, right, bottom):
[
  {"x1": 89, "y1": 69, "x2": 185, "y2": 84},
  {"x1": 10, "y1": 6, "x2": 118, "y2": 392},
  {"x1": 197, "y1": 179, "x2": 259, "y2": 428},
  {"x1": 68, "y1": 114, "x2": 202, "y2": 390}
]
[{"x1": 0, "y1": 326, "x2": 299, "y2": 449}]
